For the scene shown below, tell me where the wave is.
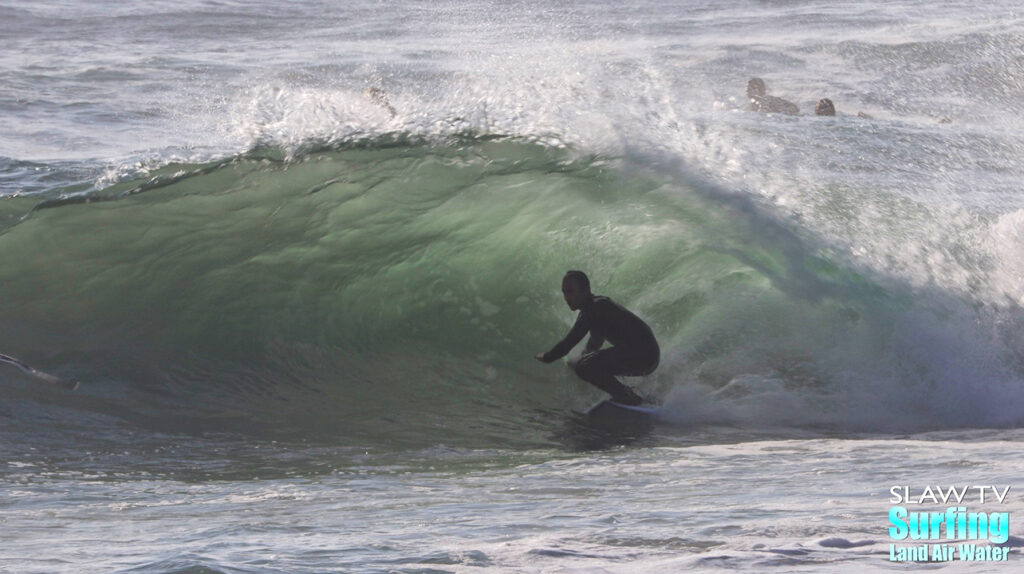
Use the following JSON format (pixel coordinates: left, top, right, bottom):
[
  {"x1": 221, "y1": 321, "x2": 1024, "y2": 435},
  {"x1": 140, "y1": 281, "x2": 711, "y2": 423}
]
[{"x1": 1, "y1": 135, "x2": 1022, "y2": 448}]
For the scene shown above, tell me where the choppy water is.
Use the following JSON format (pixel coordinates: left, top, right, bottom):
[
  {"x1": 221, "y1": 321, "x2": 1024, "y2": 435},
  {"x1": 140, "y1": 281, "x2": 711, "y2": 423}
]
[{"x1": 2, "y1": 1, "x2": 1024, "y2": 572}]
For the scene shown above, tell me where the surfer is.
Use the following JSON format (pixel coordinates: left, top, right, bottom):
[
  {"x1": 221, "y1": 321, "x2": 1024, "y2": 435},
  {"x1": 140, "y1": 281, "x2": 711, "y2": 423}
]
[
  {"x1": 364, "y1": 86, "x2": 397, "y2": 119},
  {"x1": 815, "y1": 97, "x2": 875, "y2": 119},
  {"x1": 815, "y1": 98, "x2": 836, "y2": 116},
  {"x1": 747, "y1": 77, "x2": 799, "y2": 115},
  {"x1": 535, "y1": 271, "x2": 659, "y2": 406}
]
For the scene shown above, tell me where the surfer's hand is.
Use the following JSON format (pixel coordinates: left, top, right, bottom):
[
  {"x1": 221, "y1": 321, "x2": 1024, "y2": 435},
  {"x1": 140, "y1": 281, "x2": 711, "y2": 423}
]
[{"x1": 534, "y1": 353, "x2": 548, "y2": 363}]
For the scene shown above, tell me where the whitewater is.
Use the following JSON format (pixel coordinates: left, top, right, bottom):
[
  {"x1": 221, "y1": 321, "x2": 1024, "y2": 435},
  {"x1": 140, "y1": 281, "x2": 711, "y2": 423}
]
[{"x1": 2, "y1": 1, "x2": 1024, "y2": 572}]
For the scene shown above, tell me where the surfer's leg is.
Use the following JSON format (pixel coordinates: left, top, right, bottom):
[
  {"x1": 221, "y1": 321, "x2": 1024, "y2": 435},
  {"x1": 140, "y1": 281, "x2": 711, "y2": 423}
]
[{"x1": 574, "y1": 349, "x2": 644, "y2": 405}]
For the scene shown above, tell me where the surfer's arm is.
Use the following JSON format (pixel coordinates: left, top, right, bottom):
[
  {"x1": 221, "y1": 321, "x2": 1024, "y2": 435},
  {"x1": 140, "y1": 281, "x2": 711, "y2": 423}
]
[
  {"x1": 537, "y1": 314, "x2": 589, "y2": 363},
  {"x1": 582, "y1": 299, "x2": 609, "y2": 352}
]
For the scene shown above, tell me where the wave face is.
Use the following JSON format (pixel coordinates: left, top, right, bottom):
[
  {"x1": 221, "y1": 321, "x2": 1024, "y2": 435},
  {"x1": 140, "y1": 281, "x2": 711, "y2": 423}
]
[{"x1": 1, "y1": 136, "x2": 1023, "y2": 448}]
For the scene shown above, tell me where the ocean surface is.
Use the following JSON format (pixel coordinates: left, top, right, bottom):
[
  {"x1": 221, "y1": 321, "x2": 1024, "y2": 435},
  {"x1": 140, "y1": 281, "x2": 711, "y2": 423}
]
[{"x1": 3, "y1": 1, "x2": 1024, "y2": 572}]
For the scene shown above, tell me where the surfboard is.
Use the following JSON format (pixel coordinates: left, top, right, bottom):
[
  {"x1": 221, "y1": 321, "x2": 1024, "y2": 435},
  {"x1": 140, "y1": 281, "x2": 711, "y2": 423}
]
[
  {"x1": 586, "y1": 399, "x2": 660, "y2": 416},
  {"x1": 0, "y1": 353, "x2": 79, "y2": 390}
]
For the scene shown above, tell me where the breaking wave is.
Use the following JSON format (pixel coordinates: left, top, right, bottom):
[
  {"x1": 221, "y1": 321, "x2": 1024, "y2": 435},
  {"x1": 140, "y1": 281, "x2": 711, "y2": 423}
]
[{"x1": 1, "y1": 134, "x2": 1022, "y2": 448}]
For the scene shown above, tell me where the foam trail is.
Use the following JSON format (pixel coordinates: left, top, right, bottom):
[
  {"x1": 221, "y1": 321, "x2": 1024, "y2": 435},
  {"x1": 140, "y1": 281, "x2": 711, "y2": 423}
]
[{"x1": 0, "y1": 353, "x2": 79, "y2": 390}]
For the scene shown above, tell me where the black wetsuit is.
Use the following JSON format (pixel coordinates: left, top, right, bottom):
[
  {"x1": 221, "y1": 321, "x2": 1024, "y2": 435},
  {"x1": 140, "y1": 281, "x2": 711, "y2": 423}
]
[
  {"x1": 541, "y1": 295, "x2": 659, "y2": 405},
  {"x1": 749, "y1": 94, "x2": 799, "y2": 115}
]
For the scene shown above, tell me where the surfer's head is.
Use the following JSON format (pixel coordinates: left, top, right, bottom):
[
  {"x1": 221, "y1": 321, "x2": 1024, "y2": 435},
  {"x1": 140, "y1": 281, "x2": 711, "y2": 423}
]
[
  {"x1": 562, "y1": 270, "x2": 591, "y2": 311},
  {"x1": 815, "y1": 98, "x2": 836, "y2": 116},
  {"x1": 747, "y1": 77, "x2": 766, "y2": 99}
]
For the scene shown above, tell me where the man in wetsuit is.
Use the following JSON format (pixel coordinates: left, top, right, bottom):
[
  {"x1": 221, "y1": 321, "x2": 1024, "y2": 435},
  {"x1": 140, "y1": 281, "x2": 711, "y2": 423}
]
[
  {"x1": 747, "y1": 77, "x2": 799, "y2": 115},
  {"x1": 534, "y1": 271, "x2": 659, "y2": 406}
]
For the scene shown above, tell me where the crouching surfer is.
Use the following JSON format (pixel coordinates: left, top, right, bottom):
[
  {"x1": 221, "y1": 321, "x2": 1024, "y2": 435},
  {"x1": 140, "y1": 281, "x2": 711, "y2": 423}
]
[{"x1": 534, "y1": 271, "x2": 659, "y2": 406}]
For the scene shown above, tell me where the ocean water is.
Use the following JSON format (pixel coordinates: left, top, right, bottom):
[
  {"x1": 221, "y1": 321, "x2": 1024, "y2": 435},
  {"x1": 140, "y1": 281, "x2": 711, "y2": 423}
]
[{"x1": 2, "y1": 1, "x2": 1024, "y2": 572}]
